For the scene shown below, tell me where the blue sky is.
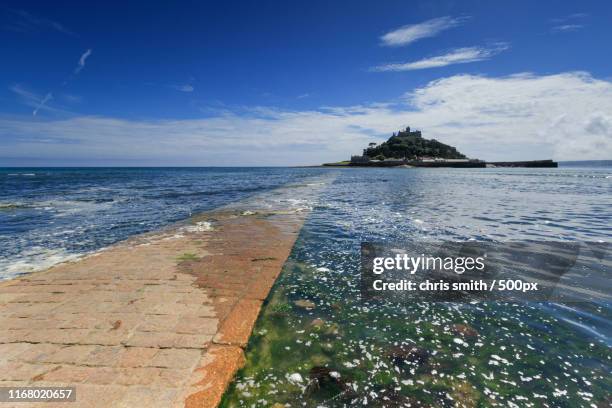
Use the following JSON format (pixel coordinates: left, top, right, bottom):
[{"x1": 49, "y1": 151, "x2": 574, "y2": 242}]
[{"x1": 1, "y1": 0, "x2": 611, "y2": 165}]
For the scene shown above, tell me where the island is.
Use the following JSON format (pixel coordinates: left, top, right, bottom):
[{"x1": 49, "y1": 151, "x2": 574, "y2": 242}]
[{"x1": 323, "y1": 126, "x2": 557, "y2": 168}]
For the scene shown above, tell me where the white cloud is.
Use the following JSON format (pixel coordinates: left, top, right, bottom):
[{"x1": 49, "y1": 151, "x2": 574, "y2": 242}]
[
  {"x1": 552, "y1": 24, "x2": 583, "y2": 32},
  {"x1": 380, "y1": 16, "x2": 468, "y2": 47},
  {"x1": 405, "y1": 72, "x2": 612, "y2": 160},
  {"x1": 2, "y1": 72, "x2": 611, "y2": 164},
  {"x1": 74, "y1": 49, "x2": 92, "y2": 74},
  {"x1": 372, "y1": 44, "x2": 509, "y2": 72}
]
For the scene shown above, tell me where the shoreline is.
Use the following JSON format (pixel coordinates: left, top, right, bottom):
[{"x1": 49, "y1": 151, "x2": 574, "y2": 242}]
[
  {"x1": 0, "y1": 174, "x2": 327, "y2": 284},
  {"x1": 0, "y1": 179, "x2": 330, "y2": 407},
  {"x1": 0, "y1": 215, "x2": 220, "y2": 285}
]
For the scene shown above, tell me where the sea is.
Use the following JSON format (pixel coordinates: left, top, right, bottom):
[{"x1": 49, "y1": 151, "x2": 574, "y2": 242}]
[
  {"x1": 1, "y1": 163, "x2": 611, "y2": 406},
  {"x1": 0, "y1": 167, "x2": 323, "y2": 280}
]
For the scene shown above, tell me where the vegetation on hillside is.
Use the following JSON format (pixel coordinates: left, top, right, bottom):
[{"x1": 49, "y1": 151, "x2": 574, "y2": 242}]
[{"x1": 363, "y1": 127, "x2": 466, "y2": 160}]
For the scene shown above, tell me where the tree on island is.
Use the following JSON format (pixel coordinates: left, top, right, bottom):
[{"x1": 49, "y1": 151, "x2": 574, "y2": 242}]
[{"x1": 363, "y1": 127, "x2": 466, "y2": 160}]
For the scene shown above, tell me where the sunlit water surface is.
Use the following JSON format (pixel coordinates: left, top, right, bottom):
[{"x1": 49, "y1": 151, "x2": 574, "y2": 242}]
[
  {"x1": 222, "y1": 165, "x2": 611, "y2": 407},
  {"x1": 0, "y1": 167, "x2": 325, "y2": 280}
]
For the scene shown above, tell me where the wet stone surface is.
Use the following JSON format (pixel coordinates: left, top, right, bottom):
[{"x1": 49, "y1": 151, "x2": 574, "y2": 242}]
[{"x1": 0, "y1": 178, "x2": 331, "y2": 408}]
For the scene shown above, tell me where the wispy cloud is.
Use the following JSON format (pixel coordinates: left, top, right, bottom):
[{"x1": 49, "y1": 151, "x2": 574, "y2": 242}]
[
  {"x1": 380, "y1": 16, "x2": 468, "y2": 47},
  {"x1": 74, "y1": 49, "x2": 92, "y2": 74},
  {"x1": 2, "y1": 72, "x2": 611, "y2": 164},
  {"x1": 550, "y1": 13, "x2": 588, "y2": 23},
  {"x1": 297, "y1": 93, "x2": 310, "y2": 99},
  {"x1": 9, "y1": 85, "x2": 59, "y2": 116},
  {"x1": 171, "y1": 84, "x2": 194, "y2": 92},
  {"x1": 60, "y1": 94, "x2": 82, "y2": 104},
  {"x1": 33, "y1": 92, "x2": 53, "y2": 116},
  {"x1": 372, "y1": 44, "x2": 509, "y2": 72},
  {"x1": 13, "y1": 49, "x2": 93, "y2": 116},
  {"x1": 550, "y1": 13, "x2": 588, "y2": 32},
  {"x1": 3, "y1": 8, "x2": 76, "y2": 36},
  {"x1": 552, "y1": 24, "x2": 583, "y2": 32}
]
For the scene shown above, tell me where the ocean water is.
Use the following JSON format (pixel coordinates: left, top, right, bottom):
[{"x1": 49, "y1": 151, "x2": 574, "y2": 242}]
[
  {"x1": 220, "y1": 164, "x2": 612, "y2": 407},
  {"x1": 1, "y1": 165, "x2": 611, "y2": 406},
  {"x1": 0, "y1": 167, "x2": 325, "y2": 280}
]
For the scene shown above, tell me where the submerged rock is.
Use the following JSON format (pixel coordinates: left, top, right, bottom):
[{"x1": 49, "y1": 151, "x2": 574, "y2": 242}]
[
  {"x1": 452, "y1": 323, "x2": 479, "y2": 338},
  {"x1": 310, "y1": 318, "x2": 325, "y2": 328},
  {"x1": 306, "y1": 366, "x2": 356, "y2": 400},
  {"x1": 386, "y1": 345, "x2": 430, "y2": 367},
  {"x1": 309, "y1": 366, "x2": 334, "y2": 383},
  {"x1": 324, "y1": 323, "x2": 340, "y2": 335},
  {"x1": 382, "y1": 388, "x2": 427, "y2": 407},
  {"x1": 596, "y1": 395, "x2": 612, "y2": 408},
  {"x1": 294, "y1": 299, "x2": 316, "y2": 310},
  {"x1": 449, "y1": 381, "x2": 479, "y2": 408}
]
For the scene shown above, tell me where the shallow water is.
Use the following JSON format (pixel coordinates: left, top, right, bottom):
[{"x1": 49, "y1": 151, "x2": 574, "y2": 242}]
[{"x1": 222, "y1": 165, "x2": 611, "y2": 407}]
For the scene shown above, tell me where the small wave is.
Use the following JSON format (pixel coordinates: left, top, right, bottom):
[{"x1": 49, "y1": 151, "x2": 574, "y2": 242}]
[
  {"x1": 35, "y1": 199, "x2": 115, "y2": 215},
  {"x1": 2, "y1": 199, "x2": 113, "y2": 213},
  {"x1": 7, "y1": 173, "x2": 36, "y2": 176},
  {"x1": 0, "y1": 247, "x2": 83, "y2": 281},
  {"x1": 182, "y1": 221, "x2": 214, "y2": 233}
]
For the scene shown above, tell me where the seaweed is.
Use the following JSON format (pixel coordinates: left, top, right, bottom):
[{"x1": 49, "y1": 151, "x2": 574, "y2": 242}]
[
  {"x1": 220, "y1": 235, "x2": 612, "y2": 408},
  {"x1": 176, "y1": 252, "x2": 199, "y2": 262}
]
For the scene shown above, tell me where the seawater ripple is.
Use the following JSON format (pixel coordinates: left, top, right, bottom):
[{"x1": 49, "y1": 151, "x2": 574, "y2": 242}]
[
  {"x1": 222, "y1": 164, "x2": 612, "y2": 407},
  {"x1": 0, "y1": 167, "x2": 328, "y2": 280}
]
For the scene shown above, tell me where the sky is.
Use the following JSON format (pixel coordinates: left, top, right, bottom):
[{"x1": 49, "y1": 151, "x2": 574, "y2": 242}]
[{"x1": 1, "y1": 0, "x2": 611, "y2": 166}]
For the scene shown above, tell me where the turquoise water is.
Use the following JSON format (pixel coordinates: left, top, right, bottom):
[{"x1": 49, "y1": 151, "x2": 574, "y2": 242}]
[{"x1": 222, "y1": 165, "x2": 611, "y2": 407}]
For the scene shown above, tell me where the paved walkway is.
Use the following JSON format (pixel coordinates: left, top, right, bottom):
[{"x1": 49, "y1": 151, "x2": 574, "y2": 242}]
[{"x1": 0, "y1": 180, "x2": 322, "y2": 408}]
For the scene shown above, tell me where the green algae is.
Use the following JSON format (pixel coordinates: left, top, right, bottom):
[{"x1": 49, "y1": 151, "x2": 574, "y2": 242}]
[
  {"x1": 220, "y1": 254, "x2": 611, "y2": 407},
  {"x1": 176, "y1": 252, "x2": 199, "y2": 262}
]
